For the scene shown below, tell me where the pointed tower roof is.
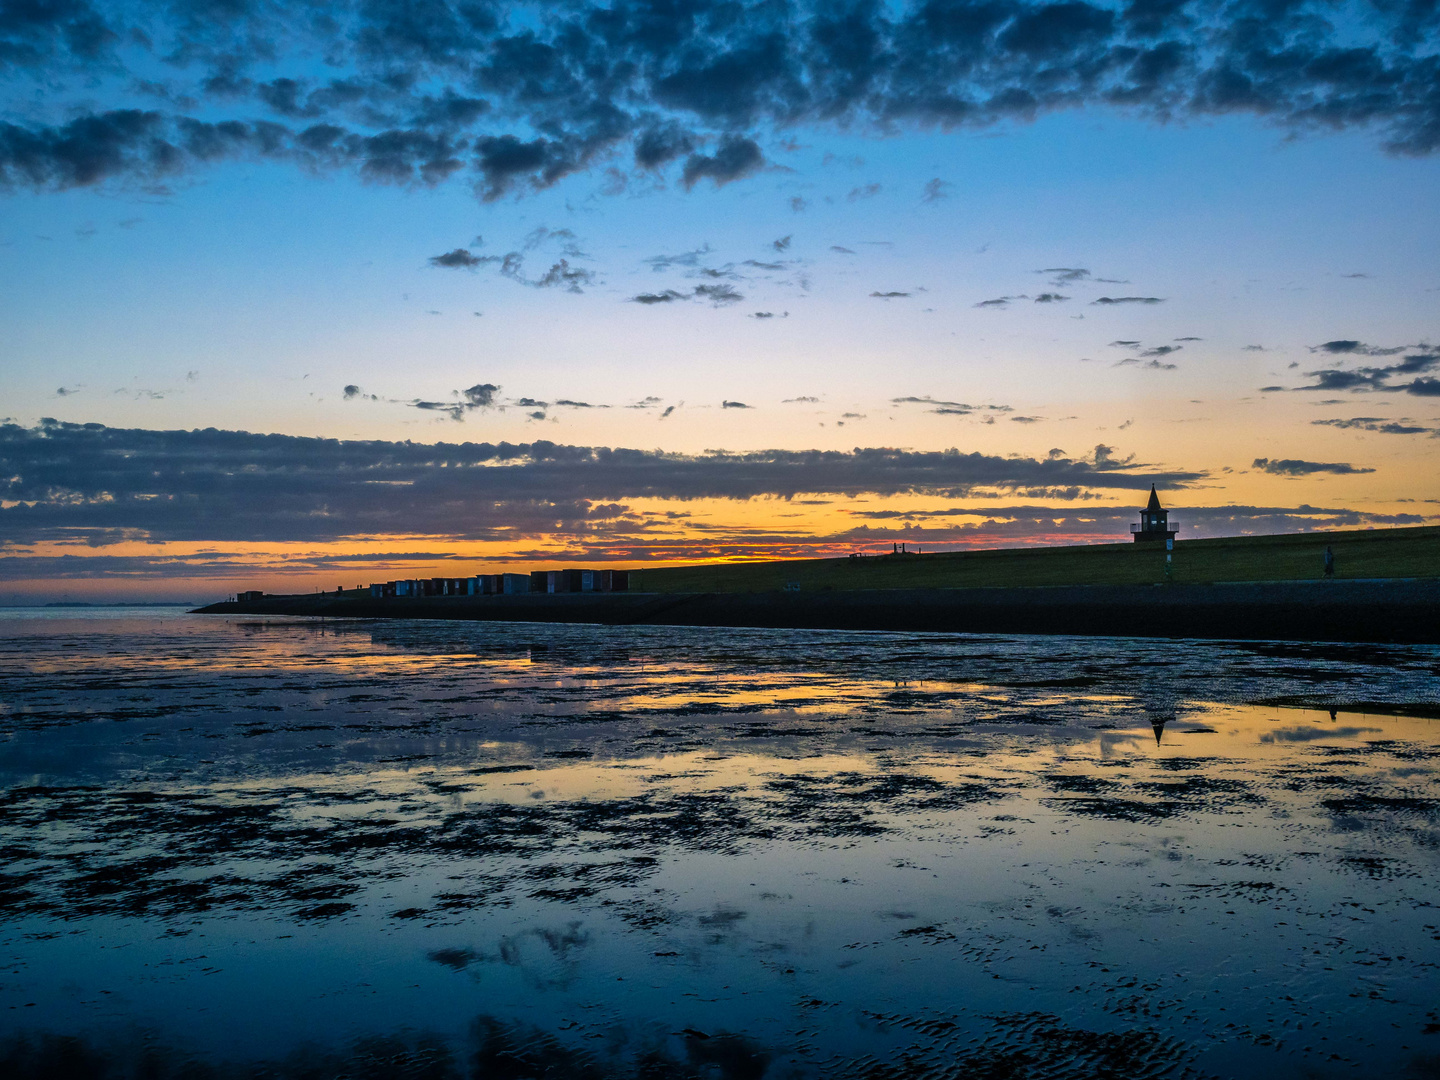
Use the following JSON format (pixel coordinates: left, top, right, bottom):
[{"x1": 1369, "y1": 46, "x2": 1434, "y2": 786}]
[{"x1": 1145, "y1": 483, "x2": 1163, "y2": 513}]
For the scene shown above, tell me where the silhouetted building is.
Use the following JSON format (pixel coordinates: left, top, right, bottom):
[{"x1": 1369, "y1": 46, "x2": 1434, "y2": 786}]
[
  {"x1": 1131, "y1": 484, "x2": 1178, "y2": 544},
  {"x1": 597, "y1": 569, "x2": 628, "y2": 592}
]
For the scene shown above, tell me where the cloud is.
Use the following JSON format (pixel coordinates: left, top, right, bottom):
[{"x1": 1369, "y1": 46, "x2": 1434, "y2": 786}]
[
  {"x1": 1093, "y1": 296, "x2": 1164, "y2": 305},
  {"x1": 890, "y1": 396, "x2": 1012, "y2": 416},
  {"x1": 461, "y1": 385, "x2": 498, "y2": 408},
  {"x1": 1116, "y1": 358, "x2": 1178, "y2": 370},
  {"x1": 830, "y1": 246, "x2": 856, "y2": 255},
  {"x1": 499, "y1": 249, "x2": 596, "y2": 293},
  {"x1": 1283, "y1": 351, "x2": 1439, "y2": 393},
  {"x1": 1033, "y1": 293, "x2": 1068, "y2": 303},
  {"x1": 870, "y1": 291, "x2": 910, "y2": 299},
  {"x1": 782, "y1": 396, "x2": 820, "y2": 403},
  {"x1": 0, "y1": 420, "x2": 1205, "y2": 549},
  {"x1": 630, "y1": 289, "x2": 688, "y2": 305},
  {"x1": 406, "y1": 382, "x2": 500, "y2": 420},
  {"x1": 522, "y1": 226, "x2": 581, "y2": 253},
  {"x1": 847, "y1": 183, "x2": 881, "y2": 201},
  {"x1": 772, "y1": 235, "x2": 791, "y2": 252},
  {"x1": 629, "y1": 283, "x2": 749, "y2": 307},
  {"x1": 1039, "y1": 268, "x2": 1090, "y2": 285},
  {"x1": 0, "y1": 109, "x2": 180, "y2": 190},
  {"x1": 1252, "y1": 457, "x2": 1375, "y2": 476},
  {"x1": 1092, "y1": 444, "x2": 1129, "y2": 468},
  {"x1": 1310, "y1": 340, "x2": 1408, "y2": 356},
  {"x1": 1312, "y1": 417, "x2": 1433, "y2": 435},
  {"x1": 1111, "y1": 341, "x2": 1181, "y2": 369},
  {"x1": 9, "y1": 0, "x2": 1440, "y2": 205},
  {"x1": 976, "y1": 296, "x2": 1022, "y2": 308},
  {"x1": 634, "y1": 122, "x2": 697, "y2": 170},
  {"x1": 428, "y1": 248, "x2": 487, "y2": 269},
  {"x1": 720, "y1": 400, "x2": 752, "y2": 409},
  {"x1": 472, "y1": 134, "x2": 589, "y2": 200},
  {"x1": 645, "y1": 245, "x2": 712, "y2": 271},
  {"x1": 694, "y1": 283, "x2": 744, "y2": 306},
  {"x1": 532, "y1": 260, "x2": 595, "y2": 293},
  {"x1": 680, "y1": 136, "x2": 764, "y2": 190},
  {"x1": 921, "y1": 178, "x2": 953, "y2": 202}
]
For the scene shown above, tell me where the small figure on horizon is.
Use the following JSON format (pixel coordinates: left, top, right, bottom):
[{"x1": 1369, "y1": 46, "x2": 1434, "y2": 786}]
[{"x1": 1324, "y1": 545, "x2": 1335, "y2": 578}]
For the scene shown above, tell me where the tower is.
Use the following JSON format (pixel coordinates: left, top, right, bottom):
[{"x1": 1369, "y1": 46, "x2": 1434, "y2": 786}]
[{"x1": 1132, "y1": 484, "x2": 1178, "y2": 543}]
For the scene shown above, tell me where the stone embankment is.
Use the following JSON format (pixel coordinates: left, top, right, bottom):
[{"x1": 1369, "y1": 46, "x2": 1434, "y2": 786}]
[{"x1": 196, "y1": 579, "x2": 1440, "y2": 644}]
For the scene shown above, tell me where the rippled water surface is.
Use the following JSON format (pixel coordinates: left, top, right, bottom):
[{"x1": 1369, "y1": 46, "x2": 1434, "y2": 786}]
[{"x1": 1, "y1": 612, "x2": 1438, "y2": 1078}]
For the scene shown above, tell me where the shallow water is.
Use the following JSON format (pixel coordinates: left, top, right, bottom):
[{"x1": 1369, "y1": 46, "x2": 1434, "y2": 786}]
[{"x1": 1, "y1": 613, "x2": 1438, "y2": 1078}]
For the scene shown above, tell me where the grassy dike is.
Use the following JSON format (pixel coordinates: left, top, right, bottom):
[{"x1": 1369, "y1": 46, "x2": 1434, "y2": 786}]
[{"x1": 630, "y1": 525, "x2": 1440, "y2": 594}]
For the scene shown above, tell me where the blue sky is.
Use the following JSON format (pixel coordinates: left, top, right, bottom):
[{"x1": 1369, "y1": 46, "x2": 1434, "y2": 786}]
[{"x1": 2, "y1": 0, "x2": 1438, "y2": 597}]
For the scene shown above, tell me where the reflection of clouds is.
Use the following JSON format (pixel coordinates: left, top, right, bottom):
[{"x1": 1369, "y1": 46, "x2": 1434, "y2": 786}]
[
  {"x1": 1259, "y1": 725, "x2": 1381, "y2": 743},
  {"x1": 3, "y1": 618, "x2": 1439, "y2": 1078}
]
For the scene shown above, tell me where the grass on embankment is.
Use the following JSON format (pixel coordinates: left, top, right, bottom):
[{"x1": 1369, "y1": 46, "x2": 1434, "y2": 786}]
[{"x1": 630, "y1": 525, "x2": 1440, "y2": 594}]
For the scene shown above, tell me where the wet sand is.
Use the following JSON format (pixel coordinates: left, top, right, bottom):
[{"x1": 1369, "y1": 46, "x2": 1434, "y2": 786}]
[{"x1": 1, "y1": 612, "x2": 1438, "y2": 1078}]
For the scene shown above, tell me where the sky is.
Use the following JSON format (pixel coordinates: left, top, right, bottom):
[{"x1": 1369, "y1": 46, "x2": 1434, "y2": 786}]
[{"x1": 2, "y1": 0, "x2": 1438, "y2": 601}]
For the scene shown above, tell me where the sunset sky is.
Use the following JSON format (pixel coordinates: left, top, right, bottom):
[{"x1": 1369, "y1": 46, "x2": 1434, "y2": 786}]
[{"x1": 2, "y1": 0, "x2": 1438, "y2": 600}]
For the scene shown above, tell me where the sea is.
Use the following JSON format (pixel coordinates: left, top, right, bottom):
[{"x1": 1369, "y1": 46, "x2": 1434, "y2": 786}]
[{"x1": 0, "y1": 608, "x2": 1437, "y2": 1079}]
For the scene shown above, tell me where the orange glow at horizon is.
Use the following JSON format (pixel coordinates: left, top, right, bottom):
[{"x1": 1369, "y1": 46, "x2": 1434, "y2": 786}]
[{"x1": 3, "y1": 476, "x2": 1433, "y2": 602}]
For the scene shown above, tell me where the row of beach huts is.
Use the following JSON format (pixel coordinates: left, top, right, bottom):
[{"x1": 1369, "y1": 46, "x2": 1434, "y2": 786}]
[
  {"x1": 238, "y1": 569, "x2": 629, "y2": 604},
  {"x1": 379, "y1": 569, "x2": 629, "y2": 597}
]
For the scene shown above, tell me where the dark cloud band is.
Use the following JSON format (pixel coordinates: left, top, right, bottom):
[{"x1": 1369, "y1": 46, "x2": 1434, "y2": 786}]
[
  {"x1": 6, "y1": 0, "x2": 1440, "y2": 198},
  {"x1": 0, "y1": 419, "x2": 1202, "y2": 546}
]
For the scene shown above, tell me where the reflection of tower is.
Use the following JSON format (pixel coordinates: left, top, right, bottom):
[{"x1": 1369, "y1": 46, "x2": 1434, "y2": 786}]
[{"x1": 1133, "y1": 675, "x2": 1179, "y2": 747}]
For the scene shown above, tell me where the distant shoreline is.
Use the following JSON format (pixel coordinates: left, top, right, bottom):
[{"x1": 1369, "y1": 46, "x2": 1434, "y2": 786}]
[
  {"x1": 194, "y1": 579, "x2": 1440, "y2": 645},
  {"x1": 36, "y1": 601, "x2": 197, "y2": 608}
]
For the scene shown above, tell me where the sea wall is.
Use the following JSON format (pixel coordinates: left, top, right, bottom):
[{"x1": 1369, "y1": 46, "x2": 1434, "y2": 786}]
[{"x1": 195, "y1": 579, "x2": 1440, "y2": 644}]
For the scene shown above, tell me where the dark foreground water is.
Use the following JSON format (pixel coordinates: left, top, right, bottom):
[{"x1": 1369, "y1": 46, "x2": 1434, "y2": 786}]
[{"x1": 1, "y1": 611, "x2": 1438, "y2": 1079}]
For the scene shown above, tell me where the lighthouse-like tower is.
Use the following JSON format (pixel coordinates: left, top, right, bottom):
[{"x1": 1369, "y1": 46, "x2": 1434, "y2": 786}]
[{"x1": 1131, "y1": 484, "x2": 1178, "y2": 544}]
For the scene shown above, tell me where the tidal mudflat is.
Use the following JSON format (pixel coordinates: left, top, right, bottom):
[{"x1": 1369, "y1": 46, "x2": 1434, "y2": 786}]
[{"x1": 1, "y1": 611, "x2": 1437, "y2": 1078}]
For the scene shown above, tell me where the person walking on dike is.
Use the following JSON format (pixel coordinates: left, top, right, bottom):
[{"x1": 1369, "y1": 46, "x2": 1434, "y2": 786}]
[{"x1": 1324, "y1": 546, "x2": 1335, "y2": 578}]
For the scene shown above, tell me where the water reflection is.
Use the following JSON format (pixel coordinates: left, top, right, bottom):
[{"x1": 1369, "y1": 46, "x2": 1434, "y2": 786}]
[{"x1": 0, "y1": 613, "x2": 1437, "y2": 1079}]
